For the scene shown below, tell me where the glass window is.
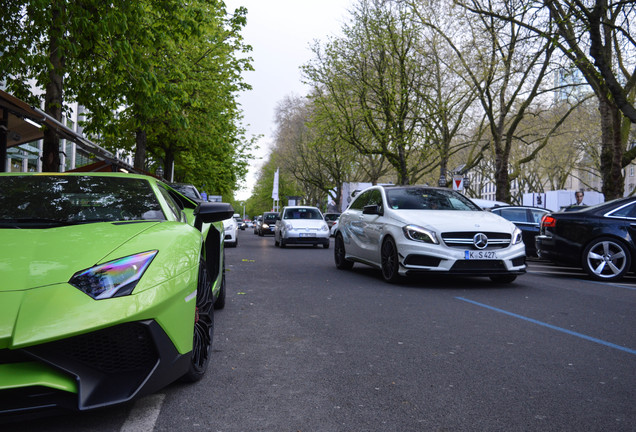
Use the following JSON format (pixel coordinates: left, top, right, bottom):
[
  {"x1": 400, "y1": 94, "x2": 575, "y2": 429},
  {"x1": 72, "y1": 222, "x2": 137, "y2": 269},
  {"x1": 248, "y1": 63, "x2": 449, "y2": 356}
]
[
  {"x1": 350, "y1": 190, "x2": 371, "y2": 210},
  {"x1": 497, "y1": 208, "x2": 529, "y2": 223},
  {"x1": 386, "y1": 187, "x2": 480, "y2": 211},
  {"x1": 157, "y1": 185, "x2": 182, "y2": 220},
  {"x1": 0, "y1": 175, "x2": 166, "y2": 227},
  {"x1": 609, "y1": 203, "x2": 636, "y2": 219}
]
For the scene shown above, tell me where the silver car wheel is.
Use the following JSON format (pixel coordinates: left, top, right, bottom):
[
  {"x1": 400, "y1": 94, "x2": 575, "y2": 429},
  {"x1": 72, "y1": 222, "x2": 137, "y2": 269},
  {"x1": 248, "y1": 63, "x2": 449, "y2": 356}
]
[{"x1": 583, "y1": 238, "x2": 630, "y2": 281}]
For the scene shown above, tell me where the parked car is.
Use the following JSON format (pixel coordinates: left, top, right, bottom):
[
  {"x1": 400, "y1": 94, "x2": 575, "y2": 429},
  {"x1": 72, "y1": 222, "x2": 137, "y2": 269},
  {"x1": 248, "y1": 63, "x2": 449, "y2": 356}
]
[
  {"x1": 536, "y1": 197, "x2": 636, "y2": 281},
  {"x1": 223, "y1": 216, "x2": 239, "y2": 247},
  {"x1": 0, "y1": 172, "x2": 233, "y2": 415},
  {"x1": 330, "y1": 217, "x2": 339, "y2": 237},
  {"x1": 333, "y1": 185, "x2": 526, "y2": 283},
  {"x1": 323, "y1": 212, "x2": 341, "y2": 230},
  {"x1": 258, "y1": 212, "x2": 278, "y2": 236},
  {"x1": 490, "y1": 206, "x2": 550, "y2": 257},
  {"x1": 274, "y1": 206, "x2": 330, "y2": 248},
  {"x1": 168, "y1": 182, "x2": 205, "y2": 203},
  {"x1": 253, "y1": 215, "x2": 262, "y2": 235}
]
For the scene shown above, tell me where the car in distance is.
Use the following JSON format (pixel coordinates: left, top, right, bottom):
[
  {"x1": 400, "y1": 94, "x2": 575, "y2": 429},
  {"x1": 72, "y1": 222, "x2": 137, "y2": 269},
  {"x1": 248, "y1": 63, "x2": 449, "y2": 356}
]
[
  {"x1": 536, "y1": 197, "x2": 636, "y2": 281},
  {"x1": 333, "y1": 185, "x2": 526, "y2": 283},
  {"x1": 253, "y1": 215, "x2": 262, "y2": 235},
  {"x1": 168, "y1": 182, "x2": 205, "y2": 203},
  {"x1": 0, "y1": 172, "x2": 233, "y2": 415},
  {"x1": 323, "y1": 212, "x2": 341, "y2": 230},
  {"x1": 223, "y1": 216, "x2": 239, "y2": 247},
  {"x1": 258, "y1": 212, "x2": 278, "y2": 236},
  {"x1": 274, "y1": 206, "x2": 330, "y2": 248},
  {"x1": 490, "y1": 206, "x2": 550, "y2": 257}
]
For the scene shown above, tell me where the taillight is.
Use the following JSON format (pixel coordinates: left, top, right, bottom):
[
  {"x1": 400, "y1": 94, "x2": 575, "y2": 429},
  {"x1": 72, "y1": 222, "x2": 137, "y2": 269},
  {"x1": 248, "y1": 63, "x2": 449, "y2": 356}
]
[{"x1": 541, "y1": 215, "x2": 556, "y2": 228}]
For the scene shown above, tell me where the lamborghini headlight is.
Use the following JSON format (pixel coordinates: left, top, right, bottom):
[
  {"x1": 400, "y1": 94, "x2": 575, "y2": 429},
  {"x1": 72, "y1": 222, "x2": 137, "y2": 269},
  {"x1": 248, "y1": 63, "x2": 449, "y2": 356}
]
[
  {"x1": 512, "y1": 227, "x2": 523, "y2": 245},
  {"x1": 69, "y1": 250, "x2": 158, "y2": 299},
  {"x1": 402, "y1": 224, "x2": 439, "y2": 244}
]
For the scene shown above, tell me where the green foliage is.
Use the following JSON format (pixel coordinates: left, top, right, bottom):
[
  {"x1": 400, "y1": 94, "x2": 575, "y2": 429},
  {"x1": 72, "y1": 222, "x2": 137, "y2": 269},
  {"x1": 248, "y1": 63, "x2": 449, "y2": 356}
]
[{"x1": 1, "y1": 0, "x2": 253, "y2": 194}]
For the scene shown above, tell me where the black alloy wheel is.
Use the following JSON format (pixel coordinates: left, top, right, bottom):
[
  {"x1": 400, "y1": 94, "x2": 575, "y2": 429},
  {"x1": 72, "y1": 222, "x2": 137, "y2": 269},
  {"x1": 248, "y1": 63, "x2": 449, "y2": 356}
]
[
  {"x1": 381, "y1": 237, "x2": 401, "y2": 283},
  {"x1": 182, "y1": 259, "x2": 214, "y2": 382},
  {"x1": 582, "y1": 237, "x2": 631, "y2": 282},
  {"x1": 334, "y1": 233, "x2": 354, "y2": 270}
]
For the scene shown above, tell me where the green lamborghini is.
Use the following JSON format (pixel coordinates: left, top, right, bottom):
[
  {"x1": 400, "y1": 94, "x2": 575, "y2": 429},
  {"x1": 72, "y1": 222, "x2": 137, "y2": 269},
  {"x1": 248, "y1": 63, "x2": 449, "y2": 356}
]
[{"x1": 0, "y1": 172, "x2": 233, "y2": 416}]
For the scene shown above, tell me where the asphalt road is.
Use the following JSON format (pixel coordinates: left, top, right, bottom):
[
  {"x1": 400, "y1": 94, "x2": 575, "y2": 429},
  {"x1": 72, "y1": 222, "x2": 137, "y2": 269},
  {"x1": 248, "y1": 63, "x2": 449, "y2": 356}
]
[{"x1": 11, "y1": 230, "x2": 636, "y2": 431}]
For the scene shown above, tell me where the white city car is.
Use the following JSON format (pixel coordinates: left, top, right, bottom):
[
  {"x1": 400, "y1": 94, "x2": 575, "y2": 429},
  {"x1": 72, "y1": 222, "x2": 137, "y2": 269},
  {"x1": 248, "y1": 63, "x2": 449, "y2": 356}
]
[
  {"x1": 274, "y1": 206, "x2": 331, "y2": 248},
  {"x1": 222, "y1": 217, "x2": 239, "y2": 247},
  {"x1": 333, "y1": 185, "x2": 526, "y2": 283}
]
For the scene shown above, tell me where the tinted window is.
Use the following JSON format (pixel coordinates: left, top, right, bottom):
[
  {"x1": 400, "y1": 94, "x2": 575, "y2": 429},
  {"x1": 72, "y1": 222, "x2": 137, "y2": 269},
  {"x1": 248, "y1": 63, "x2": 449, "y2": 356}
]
[
  {"x1": 609, "y1": 202, "x2": 636, "y2": 219},
  {"x1": 386, "y1": 187, "x2": 480, "y2": 211},
  {"x1": 496, "y1": 208, "x2": 529, "y2": 223},
  {"x1": 263, "y1": 212, "x2": 278, "y2": 222},
  {"x1": 350, "y1": 190, "x2": 372, "y2": 210},
  {"x1": 0, "y1": 175, "x2": 165, "y2": 226},
  {"x1": 283, "y1": 208, "x2": 322, "y2": 220}
]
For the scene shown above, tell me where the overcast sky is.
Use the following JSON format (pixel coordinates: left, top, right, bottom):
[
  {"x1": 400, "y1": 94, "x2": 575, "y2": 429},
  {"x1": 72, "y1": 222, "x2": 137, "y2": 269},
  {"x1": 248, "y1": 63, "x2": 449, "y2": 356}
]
[{"x1": 224, "y1": 0, "x2": 354, "y2": 201}]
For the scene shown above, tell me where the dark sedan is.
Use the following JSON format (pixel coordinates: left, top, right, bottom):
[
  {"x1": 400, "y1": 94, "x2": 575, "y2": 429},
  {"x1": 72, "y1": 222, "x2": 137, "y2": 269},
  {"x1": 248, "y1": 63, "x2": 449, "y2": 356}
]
[
  {"x1": 535, "y1": 197, "x2": 636, "y2": 281},
  {"x1": 491, "y1": 206, "x2": 550, "y2": 257}
]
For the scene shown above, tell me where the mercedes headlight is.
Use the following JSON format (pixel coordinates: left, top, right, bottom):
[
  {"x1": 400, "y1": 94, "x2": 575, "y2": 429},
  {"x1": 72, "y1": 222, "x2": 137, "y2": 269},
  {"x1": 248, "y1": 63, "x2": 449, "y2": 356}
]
[
  {"x1": 512, "y1": 227, "x2": 523, "y2": 245},
  {"x1": 69, "y1": 250, "x2": 158, "y2": 299},
  {"x1": 402, "y1": 225, "x2": 438, "y2": 244}
]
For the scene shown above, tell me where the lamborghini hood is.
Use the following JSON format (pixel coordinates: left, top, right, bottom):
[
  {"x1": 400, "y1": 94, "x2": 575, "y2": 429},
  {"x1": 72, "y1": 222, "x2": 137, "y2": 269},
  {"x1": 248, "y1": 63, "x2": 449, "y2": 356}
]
[{"x1": 0, "y1": 221, "x2": 159, "y2": 292}]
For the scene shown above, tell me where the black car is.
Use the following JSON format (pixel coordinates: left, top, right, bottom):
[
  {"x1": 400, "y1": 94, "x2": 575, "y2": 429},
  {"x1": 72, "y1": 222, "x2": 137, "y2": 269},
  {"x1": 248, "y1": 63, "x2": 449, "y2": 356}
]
[
  {"x1": 535, "y1": 197, "x2": 636, "y2": 281},
  {"x1": 491, "y1": 206, "x2": 550, "y2": 257},
  {"x1": 168, "y1": 183, "x2": 205, "y2": 203},
  {"x1": 258, "y1": 212, "x2": 278, "y2": 236}
]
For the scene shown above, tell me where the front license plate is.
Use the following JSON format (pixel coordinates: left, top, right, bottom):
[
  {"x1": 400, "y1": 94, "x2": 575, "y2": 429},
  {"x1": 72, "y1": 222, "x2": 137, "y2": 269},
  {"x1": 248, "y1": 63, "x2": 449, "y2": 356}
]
[
  {"x1": 465, "y1": 250, "x2": 497, "y2": 259},
  {"x1": 299, "y1": 233, "x2": 315, "y2": 237}
]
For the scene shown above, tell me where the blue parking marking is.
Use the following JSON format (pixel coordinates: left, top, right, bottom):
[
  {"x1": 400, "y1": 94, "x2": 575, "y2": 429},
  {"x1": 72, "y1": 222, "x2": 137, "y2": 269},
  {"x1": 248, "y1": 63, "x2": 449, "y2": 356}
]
[{"x1": 456, "y1": 297, "x2": 636, "y2": 356}]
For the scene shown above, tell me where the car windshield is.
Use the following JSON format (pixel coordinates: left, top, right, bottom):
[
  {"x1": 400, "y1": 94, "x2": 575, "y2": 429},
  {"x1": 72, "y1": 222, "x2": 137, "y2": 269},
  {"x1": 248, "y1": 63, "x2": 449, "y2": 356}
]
[
  {"x1": 263, "y1": 213, "x2": 278, "y2": 222},
  {"x1": 324, "y1": 213, "x2": 340, "y2": 221},
  {"x1": 0, "y1": 175, "x2": 166, "y2": 227},
  {"x1": 386, "y1": 188, "x2": 481, "y2": 211},
  {"x1": 283, "y1": 208, "x2": 322, "y2": 220}
]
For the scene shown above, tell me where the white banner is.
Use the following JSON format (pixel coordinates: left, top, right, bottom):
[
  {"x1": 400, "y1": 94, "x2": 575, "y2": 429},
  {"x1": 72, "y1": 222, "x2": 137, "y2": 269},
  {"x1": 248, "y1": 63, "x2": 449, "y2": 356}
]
[{"x1": 272, "y1": 168, "x2": 279, "y2": 200}]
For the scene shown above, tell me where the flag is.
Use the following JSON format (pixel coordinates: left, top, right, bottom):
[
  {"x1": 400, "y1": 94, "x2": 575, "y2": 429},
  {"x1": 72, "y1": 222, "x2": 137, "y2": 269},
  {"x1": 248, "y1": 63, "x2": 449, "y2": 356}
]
[{"x1": 272, "y1": 168, "x2": 279, "y2": 200}]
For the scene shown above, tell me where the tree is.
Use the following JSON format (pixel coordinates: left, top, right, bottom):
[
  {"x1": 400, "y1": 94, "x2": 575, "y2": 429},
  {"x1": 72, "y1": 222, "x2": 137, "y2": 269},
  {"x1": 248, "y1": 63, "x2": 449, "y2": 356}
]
[
  {"x1": 303, "y1": 0, "x2": 433, "y2": 185},
  {"x1": 458, "y1": 0, "x2": 635, "y2": 199},
  {"x1": 0, "y1": 1, "x2": 148, "y2": 171}
]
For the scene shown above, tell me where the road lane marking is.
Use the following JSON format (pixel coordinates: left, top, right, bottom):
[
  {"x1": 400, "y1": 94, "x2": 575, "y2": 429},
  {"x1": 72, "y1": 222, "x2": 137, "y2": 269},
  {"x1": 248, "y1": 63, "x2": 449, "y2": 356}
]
[
  {"x1": 120, "y1": 393, "x2": 165, "y2": 432},
  {"x1": 456, "y1": 297, "x2": 636, "y2": 356}
]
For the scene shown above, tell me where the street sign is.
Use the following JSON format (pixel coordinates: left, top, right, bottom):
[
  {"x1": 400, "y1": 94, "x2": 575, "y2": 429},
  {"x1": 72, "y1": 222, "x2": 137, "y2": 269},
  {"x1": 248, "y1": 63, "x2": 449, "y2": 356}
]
[{"x1": 453, "y1": 175, "x2": 464, "y2": 190}]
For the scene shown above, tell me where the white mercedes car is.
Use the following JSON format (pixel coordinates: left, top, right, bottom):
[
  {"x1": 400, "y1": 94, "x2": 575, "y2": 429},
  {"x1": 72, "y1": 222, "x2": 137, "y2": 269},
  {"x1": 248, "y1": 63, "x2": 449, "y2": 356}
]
[{"x1": 333, "y1": 185, "x2": 526, "y2": 283}]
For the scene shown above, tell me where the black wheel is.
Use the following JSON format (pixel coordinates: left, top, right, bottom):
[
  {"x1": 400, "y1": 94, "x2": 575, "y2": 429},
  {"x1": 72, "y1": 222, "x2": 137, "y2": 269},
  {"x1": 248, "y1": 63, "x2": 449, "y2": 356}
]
[
  {"x1": 182, "y1": 259, "x2": 214, "y2": 382},
  {"x1": 214, "y1": 254, "x2": 226, "y2": 310},
  {"x1": 280, "y1": 238, "x2": 286, "y2": 248},
  {"x1": 274, "y1": 237, "x2": 280, "y2": 247},
  {"x1": 381, "y1": 237, "x2": 401, "y2": 283},
  {"x1": 582, "y1": 237, "x2": 631, "y2": 282},
  {"x1": 258, "y1": 230, "x2": 263, "y2": 237},
  {"x1": 334, "y1": 233, "x2": 354, "y2": 270},
  {"x1": 489, "y1": 274, "x2": 517, "y2": 283},
  {"x1": 323, "y1": 241, "x2": 330, "y2": 249}
]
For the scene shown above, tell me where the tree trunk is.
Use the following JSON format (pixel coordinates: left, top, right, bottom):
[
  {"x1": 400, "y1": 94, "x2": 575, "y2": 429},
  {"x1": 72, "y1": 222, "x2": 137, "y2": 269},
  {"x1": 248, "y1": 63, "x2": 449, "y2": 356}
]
[
  {"x1": 494, "y1": 138, "x2": 511, "y2": 203},
  {"x1": 164, "y1": 151, "x2": 175, "y2": 182},
  {"x1": 598, "y1": 96, "x2": 625, "y2": 200},
  {"x1": 42, "y1": 1, "x2": 65, "y2": 172},
  {"x1": 134, "y1": 128, "x2": 147, "y2": 170}
]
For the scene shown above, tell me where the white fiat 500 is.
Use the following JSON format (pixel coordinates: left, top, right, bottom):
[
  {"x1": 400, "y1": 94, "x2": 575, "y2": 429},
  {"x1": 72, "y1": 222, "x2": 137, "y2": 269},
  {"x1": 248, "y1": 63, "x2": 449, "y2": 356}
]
[
  {"x1": 333, "y1": 185, "x2": 526, "y2": 283},
  {"x1": 274, "y1": 206, "x2": 331, "y2": 248}
]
